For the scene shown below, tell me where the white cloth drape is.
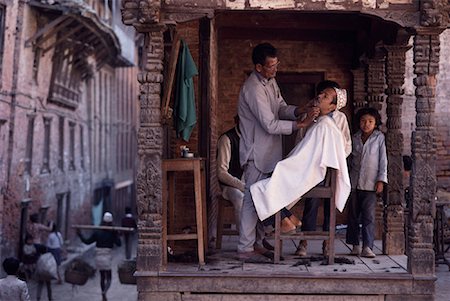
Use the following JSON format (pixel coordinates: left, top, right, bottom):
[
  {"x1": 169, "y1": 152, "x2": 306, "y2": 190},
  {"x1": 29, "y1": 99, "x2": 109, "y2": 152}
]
[{"x1": 250, "y1": 115, "x2": 351, "y2": 221}]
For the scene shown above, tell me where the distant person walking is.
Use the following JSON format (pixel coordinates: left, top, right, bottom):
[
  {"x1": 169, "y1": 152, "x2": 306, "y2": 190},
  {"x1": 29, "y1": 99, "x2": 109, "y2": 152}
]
[
  {"x1": 27, "y1": 213, "x2": 52, "y2": 244},
  {"x1": 121, "y1": 207, "x2": 137, "y2": 259},
  {"x1": 46, "y1": 223, "x2": 64, "y2": 283},
  {"x1": 77, "y1": 212, "x2": 121, "y2": 301}
]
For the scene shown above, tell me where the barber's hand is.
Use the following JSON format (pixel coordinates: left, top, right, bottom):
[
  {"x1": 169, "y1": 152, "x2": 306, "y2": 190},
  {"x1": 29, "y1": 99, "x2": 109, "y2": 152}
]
[
  {"x1": 297, "y1": 107, "x2": 319, "y2": 128},
  {"x1": 375, "y1": 181, "x2": 384, "y2": 195}
]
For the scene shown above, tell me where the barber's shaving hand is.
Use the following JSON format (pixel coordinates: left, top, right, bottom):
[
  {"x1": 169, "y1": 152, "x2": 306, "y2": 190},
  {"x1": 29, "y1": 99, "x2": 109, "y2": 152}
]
[{"x1": 296, "y1": 107, "x2": 319, "y2": 128}]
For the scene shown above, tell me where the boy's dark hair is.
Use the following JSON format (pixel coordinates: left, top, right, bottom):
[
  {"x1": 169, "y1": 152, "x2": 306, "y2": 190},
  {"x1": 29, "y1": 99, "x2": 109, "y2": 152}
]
[
  {"x1": 403, "y1": 155, "x2": 413, "y2": 172},
  {"x1": 3, "y1": 257, "x2": 20, "y2": 275},
  {"x1": 316, "y1": 80, "x2": 340, "y2": 105},
  {"x1": 316, "y1": 80, "x2": 340, "y2": 95},
  {"x1": 356, "y1": 107, "x2": 382, "y2": 127},
  {"x1": 125, "y1": 206, "x2": 132, "y2": 214},
  {"x1": 252, "y1": 43, "x2": 277, "y2": 66}
]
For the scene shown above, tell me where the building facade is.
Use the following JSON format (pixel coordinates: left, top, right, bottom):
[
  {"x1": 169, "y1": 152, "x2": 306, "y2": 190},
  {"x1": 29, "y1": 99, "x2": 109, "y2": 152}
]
[
  {"x1": 0, "y1": 0, "x2": 139, "y2": 263},
  {"x1": 120, "y1": 0, "x2": 450, "y2": 300}
]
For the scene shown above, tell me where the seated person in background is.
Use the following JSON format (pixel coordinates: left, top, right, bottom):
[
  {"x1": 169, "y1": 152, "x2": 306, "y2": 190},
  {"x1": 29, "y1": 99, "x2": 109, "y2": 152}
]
[
  {"x1": 296, "y1": 80, "x2": 352, "y2": 257},
  {"x1": 250, "y1": 87, "x2": 351, "y2": 230},
  {"x1": 0, "y1": 257, "x2": 31, "y2": 301},
  {"x1": 217, "y1": 115, "x2": 274, "y2": 250}
]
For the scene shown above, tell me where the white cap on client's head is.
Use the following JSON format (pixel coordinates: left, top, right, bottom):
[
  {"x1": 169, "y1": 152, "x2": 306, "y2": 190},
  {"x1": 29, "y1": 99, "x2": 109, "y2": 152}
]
[
  {"x1": 333, "y1": 87, "x2": 347, "y2": 110},
  {"x1": 103, "y1": 212, "x2": 113, "y2": 223}
]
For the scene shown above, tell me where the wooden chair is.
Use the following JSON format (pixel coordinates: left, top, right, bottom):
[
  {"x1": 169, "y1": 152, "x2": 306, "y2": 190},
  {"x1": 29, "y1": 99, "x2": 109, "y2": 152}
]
[
  {"x1": 273, "y1": 168, "x2": 337, "y2": 264},
  {"x1": 216, "y1": 195, "x2": 239, "y2": 249}
]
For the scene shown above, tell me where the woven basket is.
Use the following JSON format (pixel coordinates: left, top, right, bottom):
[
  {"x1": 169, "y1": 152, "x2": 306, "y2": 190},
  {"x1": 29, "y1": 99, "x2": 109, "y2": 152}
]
[
  {"x1": 118, "y1": 268, "x2": 137, "y2": 285},
  {"x1": 64, "y1": 269, "x2": 89, "y2": 285}
]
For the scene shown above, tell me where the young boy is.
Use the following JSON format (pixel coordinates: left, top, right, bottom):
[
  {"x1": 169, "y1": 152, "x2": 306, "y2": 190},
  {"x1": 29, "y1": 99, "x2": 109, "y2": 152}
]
[
  {"x1": 346, "y1": 107, "x2": 388, "y2": 258},
  {"x1": 0, "y1": 257, "x2": 31, "y2": 301}
]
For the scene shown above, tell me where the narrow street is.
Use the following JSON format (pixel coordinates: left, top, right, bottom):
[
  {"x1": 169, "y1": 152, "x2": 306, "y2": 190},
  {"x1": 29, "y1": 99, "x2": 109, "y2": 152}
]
[{"x1": 27, "y1": 241, "x2": 137, "y2": 301}]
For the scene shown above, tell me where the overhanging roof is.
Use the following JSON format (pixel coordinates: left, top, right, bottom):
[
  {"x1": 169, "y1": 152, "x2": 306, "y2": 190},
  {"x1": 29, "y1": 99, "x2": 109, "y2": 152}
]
[{"x1": 27, "y1": 1, "x2": 130, "y2": 70}]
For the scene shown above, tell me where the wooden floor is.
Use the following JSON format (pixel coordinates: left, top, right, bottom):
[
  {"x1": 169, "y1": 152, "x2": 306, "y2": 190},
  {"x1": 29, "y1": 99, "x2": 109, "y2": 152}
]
[
  {"x1": 135, "y1": 234, "x2": 433, "y2": 300},
  {"x1": 163, "y1": 234, "x2": 408, "y2": 275}
]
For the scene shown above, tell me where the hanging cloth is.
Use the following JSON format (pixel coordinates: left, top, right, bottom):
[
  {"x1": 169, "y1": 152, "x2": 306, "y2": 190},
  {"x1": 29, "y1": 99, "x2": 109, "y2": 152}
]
[{"x1": 173, "y1": 39, "x2": 198, "y2": 141}]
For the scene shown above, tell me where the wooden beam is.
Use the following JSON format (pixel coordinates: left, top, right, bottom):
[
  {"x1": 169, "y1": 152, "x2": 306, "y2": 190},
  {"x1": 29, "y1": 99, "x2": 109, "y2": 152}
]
[
  {"x1": 42, "y1": 24, "x2": 85, "y2": 54},
  {"x1": 161, "y1": 32, "x2": 181, "y2": 122},
  {"x1": 25, "y1": 15, "x2": 72, "y2": 47},
  {"x1": 72, "y1": 224, "x2": 135, "y2": 232}
]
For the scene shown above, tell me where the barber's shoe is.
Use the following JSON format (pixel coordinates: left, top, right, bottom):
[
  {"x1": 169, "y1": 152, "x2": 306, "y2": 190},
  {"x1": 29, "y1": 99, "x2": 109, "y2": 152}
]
[
  {"x1": 295, "y1": 245, "x2": 307, "y2": 257},
  {"x1": 350, "y1": 245, "x2": 361, "y2": 256},
  {"x1": 281, "y1": 217, "x2": 296, "y2": 234},
  {"x1": 288, "y1": 215, "x2": 302, "y2": 228},
  {"x1": 322, "y1": 240, "x2": 329, "y2": 257},
  {"x1": 361, "y1": 246, "x2": 376, "y2": 258}
]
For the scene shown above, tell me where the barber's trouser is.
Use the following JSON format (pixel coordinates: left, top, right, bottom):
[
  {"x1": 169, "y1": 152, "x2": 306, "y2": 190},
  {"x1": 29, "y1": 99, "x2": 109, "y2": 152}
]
[
  {"x1": 345, "y1": 189, "x2": 376, "y2": 249},
  {"x1": 222, "y1": 186, "x2": 244, "y2": 229},
  {"x1": 237, "y1": 161, "x2": 268, "y2": 253}
]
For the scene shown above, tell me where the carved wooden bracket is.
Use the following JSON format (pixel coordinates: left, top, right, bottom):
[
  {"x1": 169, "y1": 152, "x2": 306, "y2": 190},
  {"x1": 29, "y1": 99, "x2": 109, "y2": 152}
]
[
  {"x1": 121, "y1": 0, "x2": 161, "y2": 31},
  {"x1": 420, "y1": 0, "x2": 449, "y2": 28}
]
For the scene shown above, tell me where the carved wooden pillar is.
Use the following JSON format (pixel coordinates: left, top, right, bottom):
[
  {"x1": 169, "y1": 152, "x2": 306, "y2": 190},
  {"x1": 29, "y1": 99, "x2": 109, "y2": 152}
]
[
  {"x1": 121, "y1": 0, "x2": 164, "y2": 272},
  {"x1": 383, "y1": 39, "x2": 411, "y2": 255},
  {"x1": 407, "y1": 0, "x2": 447, "y2": 276},
  {"x1": 351, "y1": 68, "x2": 367, "y2": 111},
  {"x1": 366, "y1": 47, "x2": 386, "y2": 111},
  {"x1": 408, "y1": 29, "x2": 441, "y2": 275}
]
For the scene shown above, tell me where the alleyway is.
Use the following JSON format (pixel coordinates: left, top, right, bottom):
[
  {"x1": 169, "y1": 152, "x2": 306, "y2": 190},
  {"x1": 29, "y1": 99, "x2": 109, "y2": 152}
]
[{"x1": 26, "y1": 240, "x2": 138, "y2": 301}]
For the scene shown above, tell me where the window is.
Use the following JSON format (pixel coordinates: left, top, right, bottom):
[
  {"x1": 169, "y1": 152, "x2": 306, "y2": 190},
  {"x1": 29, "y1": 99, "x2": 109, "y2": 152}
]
[
  {"x1": 24, "y1": 115, "x2": 36, "y2": 175},
  {"x1": 58, "y1": 116, "x2": 64, "y2": 170},
  {"x1": 42, "y1": 117, "x2": 52, "y2": 173},
  {"x1": 48, "y1": 43, "x2": 83, "y2": 109},
  {"x1": 69, "y1": 122, "x2": 75, "y2": 170},
  {"x1": 80, "y1": 125, "x2": 85, "y2": 169}
]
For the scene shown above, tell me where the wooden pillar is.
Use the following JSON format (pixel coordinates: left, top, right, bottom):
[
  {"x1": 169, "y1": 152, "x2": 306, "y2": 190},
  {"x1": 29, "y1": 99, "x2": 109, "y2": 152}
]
[
  {"x1": 383, "y1": 35, "x2": 411, "y2": 255},
  {"x1": 351, "y1": 68, "x2": 367, "y2": 111},
  {"x1": 408, "y1": 29, "x2": 440, "y2": 275},
  {"x1": 365, "y1": 46, "x2": 386, "y2": 111},
  {"x1": 121, "y1": 0, "x2": 164, "y2": 274},
  {"x1": 407, "y1": 1, "x2": 447, "y2": 280}
]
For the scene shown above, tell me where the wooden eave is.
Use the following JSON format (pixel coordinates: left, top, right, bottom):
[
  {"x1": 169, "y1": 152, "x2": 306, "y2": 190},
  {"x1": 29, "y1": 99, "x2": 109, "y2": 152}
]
[{"x1": 26, "y1": 1, "x2": 128, "y2": 69}]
